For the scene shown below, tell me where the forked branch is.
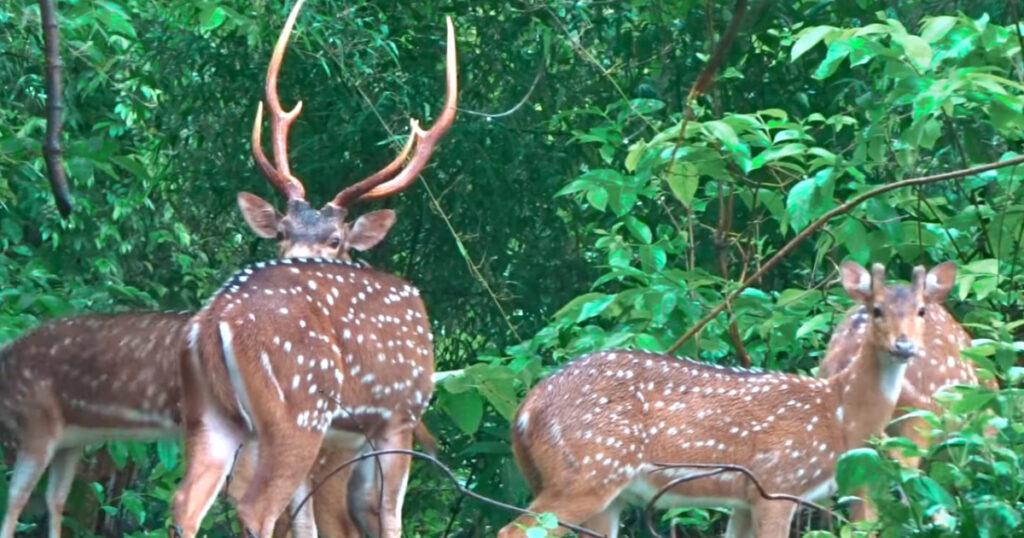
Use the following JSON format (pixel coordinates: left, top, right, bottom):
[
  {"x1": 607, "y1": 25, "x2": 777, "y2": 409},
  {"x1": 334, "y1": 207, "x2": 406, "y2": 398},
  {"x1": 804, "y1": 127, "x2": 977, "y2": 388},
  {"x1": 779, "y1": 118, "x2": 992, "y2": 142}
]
[
  {"x1": 666, "y1": 155, "x2": 1024, "y2": 354},
  {"x1": 39, "y1": 0, "x2": 73, "y2": 217}
]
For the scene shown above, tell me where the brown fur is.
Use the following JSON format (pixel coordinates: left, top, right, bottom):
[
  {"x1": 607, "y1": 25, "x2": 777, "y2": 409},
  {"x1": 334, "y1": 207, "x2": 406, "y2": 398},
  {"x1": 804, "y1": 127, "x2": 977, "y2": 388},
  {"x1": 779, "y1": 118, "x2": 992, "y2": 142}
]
[
  {"x1": 819, "y1": 262, "x2": 996, "y2": 520},
  {"x1": 0, "y1": 312, "x2": 187, "y2": 538},
  {"x1": 172, "y1": 258, "x2": 435, "y2": 538},
  {"x1": 499, "y1": 263, "x2": 933, "y2": 538}
]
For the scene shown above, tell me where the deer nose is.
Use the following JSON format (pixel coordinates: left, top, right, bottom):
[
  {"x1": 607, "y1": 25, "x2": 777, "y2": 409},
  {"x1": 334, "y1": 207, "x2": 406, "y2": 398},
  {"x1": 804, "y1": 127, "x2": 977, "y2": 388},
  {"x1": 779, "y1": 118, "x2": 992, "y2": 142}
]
[{"x1": 892, "y1": 337, "x2": 916, "y2": 359}]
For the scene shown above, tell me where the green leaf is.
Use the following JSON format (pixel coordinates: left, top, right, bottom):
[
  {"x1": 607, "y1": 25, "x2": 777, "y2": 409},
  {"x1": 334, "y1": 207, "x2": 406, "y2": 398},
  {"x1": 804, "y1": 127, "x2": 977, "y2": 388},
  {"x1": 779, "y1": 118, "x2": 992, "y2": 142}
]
[
  {"x1": 156, "y1": 440, "x2": 180, "y2": 470},
  {"x1": 836, "y1": 448, "x2": 886, "y2": 494},
  {"x1": 896, "y1": 34, "x2": 933, "y2": 70},
  {"x1": 791, "y1": 26, "x2": 836, "y2": 61},
  {"x1": 439, "y1": 390, "x2": 483, "y2": 434},
  {"x1": 813, "y1": 40, "x2": 852, "y2": 80},
  {"x1": 624, "y1": 216, "x2": 652, "y2": 244},
  {"x1": 585, "y1": 186, "x2": 609, "y2": 211},
  {"x1": 665, "y1": 162, "x2": 699, "y2": 207},
  {"x1": 199, "y1": 5, "x2": 228, "y2": 31},
  {"x1": 573, "y1": 291, "x2": 610, "y2": 321},
  {"x1": 702, "y1": 120, "x2": 740, "y2": 149},
  {"x1": 95, "y1": 2, "x2": 137, "y2": 38},
  {"x1": 920, "y1": 16, "x2": 958, "y2": 43},
  {"x1": 905, "y1": 476, "x2": 956, "y2": 509}
]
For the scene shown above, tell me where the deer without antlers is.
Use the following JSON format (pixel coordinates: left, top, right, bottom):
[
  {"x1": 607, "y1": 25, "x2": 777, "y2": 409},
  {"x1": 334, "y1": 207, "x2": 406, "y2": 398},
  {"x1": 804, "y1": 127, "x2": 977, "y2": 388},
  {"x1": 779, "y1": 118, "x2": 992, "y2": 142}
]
[
  {"x1": 498, "y1": 263, "x2": 948, "y2": 538},
  {"x1": 170, "y1": 1, "x2": 457, "y2": 536},
  {"x1": 819, "y1": 261, "x2": 996, "y2": 521},
  {"x1": 0, "y1": 313, "x2": 186, "y2": 538}
]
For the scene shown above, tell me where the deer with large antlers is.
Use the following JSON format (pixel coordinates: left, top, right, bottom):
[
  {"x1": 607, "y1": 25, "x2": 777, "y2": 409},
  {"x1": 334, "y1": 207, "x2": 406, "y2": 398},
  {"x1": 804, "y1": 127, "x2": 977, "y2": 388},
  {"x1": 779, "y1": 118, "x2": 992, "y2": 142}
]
[
  {"x1": 169, "y1": 0, "x2": 457, "y2": 535},
  {"x1": 819, "y1": 261, "x2": 995, "y2": 520},
  {"x1": 0, "y1": 313, "x2": 433, "y2": 538},
  {"x1": 498, "y1": 263, "x2": 950, "y2": 538}
]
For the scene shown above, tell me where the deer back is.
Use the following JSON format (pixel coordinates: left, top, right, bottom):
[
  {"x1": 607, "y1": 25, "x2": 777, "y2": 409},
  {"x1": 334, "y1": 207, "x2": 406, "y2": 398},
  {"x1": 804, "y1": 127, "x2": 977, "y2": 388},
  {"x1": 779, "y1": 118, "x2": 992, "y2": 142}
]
[
  {"x1": 188, "y1": 257, "x2": 434, "y2": 439},
  {"x1": 0, "y1": 312, "x2": 188, "y2": 445},
  {"x1": 513, "y1": 351, "x2": 848, "y2": 503}
]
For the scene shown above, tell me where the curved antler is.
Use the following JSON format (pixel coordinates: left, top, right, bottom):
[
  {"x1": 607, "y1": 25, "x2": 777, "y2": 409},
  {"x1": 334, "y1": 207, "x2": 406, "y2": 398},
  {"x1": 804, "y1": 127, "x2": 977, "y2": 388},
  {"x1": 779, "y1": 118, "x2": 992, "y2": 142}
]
[
  {"x1": 332, "y1": 16, "x2": 459, "y2": 208},
  {"x1": 251, "y1": 0, "x2": 307, "y2": 201}
]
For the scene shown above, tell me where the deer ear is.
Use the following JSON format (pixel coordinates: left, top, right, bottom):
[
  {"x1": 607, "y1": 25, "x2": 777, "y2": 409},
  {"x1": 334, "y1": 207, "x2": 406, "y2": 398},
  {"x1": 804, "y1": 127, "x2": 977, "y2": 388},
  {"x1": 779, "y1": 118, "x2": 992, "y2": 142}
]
[
  {"x1": 840, "y1": 261, "x2": 872, "y2": 303},
  {"x1": 237, "y1": 192, "x2": 281, "y2": 239},
  {"x1": 347, "y1": 209, "x2": 396, "y2": 251},
  {"x1": 924, "y1": 261, "x2": 957, "y2": 303}
]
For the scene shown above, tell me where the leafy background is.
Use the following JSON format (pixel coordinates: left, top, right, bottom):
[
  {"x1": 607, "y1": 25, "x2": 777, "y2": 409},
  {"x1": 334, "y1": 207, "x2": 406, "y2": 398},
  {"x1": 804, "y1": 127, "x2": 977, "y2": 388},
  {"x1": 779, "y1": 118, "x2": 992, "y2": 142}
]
[{"x1": 1, "y1": 0, "x2": 1023, "y2": 536}]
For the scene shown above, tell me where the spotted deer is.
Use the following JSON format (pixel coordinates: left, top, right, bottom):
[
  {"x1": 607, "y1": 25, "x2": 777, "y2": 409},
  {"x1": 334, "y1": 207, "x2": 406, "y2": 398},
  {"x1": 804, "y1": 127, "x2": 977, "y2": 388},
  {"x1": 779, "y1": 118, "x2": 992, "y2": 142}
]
[
  {"x1": 0, "y1": 313, "x2": 187, "y2": 538},
  {"x1": 0, "y1": 312, "x2": 433, "y2": 538},
  {"x1": 169, "y1": 0, "x2": 457, "y2": 535},
  {"x1": 819, "y1": 261, "x2": 995, "y2": 520},
  {"x1": 497, "y1": 263, "x2": 950, "y2": 538}
]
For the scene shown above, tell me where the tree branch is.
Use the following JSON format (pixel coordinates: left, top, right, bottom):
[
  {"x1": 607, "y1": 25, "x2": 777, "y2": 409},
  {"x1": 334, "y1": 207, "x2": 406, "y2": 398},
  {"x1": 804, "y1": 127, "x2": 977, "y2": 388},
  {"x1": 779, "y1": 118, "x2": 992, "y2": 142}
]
[
  {"x1": 39, "y1": 0, "x2": 73, "y2": 217},
  {"x1": 666, "y1": 155, "x2": 1024, "y2": 354}
]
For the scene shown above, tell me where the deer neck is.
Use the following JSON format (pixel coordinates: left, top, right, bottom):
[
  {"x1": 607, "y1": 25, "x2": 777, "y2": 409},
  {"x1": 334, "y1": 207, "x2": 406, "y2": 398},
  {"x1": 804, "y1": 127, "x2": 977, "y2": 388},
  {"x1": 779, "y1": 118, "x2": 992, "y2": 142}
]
[{"x1": 830, "y1": 337, "x2": 908, "y2": 451}]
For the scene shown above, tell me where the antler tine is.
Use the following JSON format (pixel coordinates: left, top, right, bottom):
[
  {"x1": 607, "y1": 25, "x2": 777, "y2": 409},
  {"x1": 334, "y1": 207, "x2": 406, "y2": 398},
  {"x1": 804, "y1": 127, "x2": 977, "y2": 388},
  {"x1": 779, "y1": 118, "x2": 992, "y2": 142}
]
[
  {"x1": 332, "y1": 16, "x2": 459, "y2": 208},
  {"x1": 251, "y1": 0, "x2": 307, "y2": 201}
]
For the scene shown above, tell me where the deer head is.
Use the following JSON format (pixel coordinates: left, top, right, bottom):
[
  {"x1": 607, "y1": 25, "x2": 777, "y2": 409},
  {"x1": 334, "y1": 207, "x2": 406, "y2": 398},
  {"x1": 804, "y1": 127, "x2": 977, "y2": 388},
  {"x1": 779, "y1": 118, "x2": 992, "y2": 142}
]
[
  {"x1": 840, "y1": 261, "x2": 956, "y2": 365},
  {"x1": 238, "y1": 0, "x2": 458, "y2": 260}
]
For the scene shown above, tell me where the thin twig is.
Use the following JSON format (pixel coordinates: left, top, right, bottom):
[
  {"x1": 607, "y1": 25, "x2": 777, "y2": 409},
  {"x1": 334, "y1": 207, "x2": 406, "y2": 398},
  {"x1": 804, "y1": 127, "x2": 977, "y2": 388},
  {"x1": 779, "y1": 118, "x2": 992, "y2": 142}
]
[
  {"x1": 292, "y1": 448, "x2": 605, "y2": 538},
  {"x1": 644, "y1": 462, "x2": 841, "y2": 538},
  {"x1": 460, "y1": 66, "x2": 544, "y2": 120},
  {"x1": 666, "y1": 154, "x2": 1024, "y2": 354},
  {"x1": 38, "y1": 0, "x2": 73, "y2": 217}
]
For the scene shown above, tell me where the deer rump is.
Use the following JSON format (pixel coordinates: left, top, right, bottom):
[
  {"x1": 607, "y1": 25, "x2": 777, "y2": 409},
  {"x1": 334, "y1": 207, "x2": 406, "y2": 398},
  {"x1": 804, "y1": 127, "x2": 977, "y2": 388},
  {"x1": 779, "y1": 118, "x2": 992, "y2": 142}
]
[{"x1": 185, "y1": 257, "x2": 435, "y2": 452}]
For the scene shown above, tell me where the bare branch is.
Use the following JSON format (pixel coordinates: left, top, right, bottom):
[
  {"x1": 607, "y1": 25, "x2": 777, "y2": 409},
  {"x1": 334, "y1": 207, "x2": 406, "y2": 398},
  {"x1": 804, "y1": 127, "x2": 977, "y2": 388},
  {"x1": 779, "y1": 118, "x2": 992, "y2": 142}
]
[
  {"x1": 293, "y1": 448, "x2": 605, "y2": 538},
  {"x1": 38, "y1": 0, "x2": 72, "y2": 217},
  {"x1": 666, "y1": 155, "x2": 1024, "y2": 354},
  {"x1": 645, "y1": 462, "x2": 840, "y2": 538}
]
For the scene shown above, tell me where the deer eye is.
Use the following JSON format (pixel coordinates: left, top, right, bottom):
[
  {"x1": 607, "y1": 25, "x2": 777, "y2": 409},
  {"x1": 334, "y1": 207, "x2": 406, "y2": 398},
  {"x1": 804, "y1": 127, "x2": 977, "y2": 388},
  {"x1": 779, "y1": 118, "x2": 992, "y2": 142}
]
[
  {"x1": 918, "y1": 307, "x2": 926, "y2": 317},
  {"x1": 275, "y1": 231, "x2": 285, "y2": 241},
  {"x1": 872, "y1": 307, "x2": 883, "y2": 318},
  {"x1": 327, "y1": 236, "x2": 342, "y2": 249}
]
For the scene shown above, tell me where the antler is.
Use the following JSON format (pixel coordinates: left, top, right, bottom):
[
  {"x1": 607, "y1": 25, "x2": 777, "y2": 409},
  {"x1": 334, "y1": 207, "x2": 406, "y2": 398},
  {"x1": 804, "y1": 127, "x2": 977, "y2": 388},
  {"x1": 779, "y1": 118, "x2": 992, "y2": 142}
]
[
  {"x1": 332, "y1": 16, "x2": 459, "y2": 208},
  {"x1": 252, "y1": 0, "x2": 307, "y2": 201}
]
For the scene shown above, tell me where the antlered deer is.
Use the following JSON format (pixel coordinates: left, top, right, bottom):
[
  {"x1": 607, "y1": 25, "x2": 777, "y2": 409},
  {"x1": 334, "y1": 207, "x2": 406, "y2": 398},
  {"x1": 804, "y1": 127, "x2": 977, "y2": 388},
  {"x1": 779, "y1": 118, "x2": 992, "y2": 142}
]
[
  {"x1": 819, "y1": 261, "x2": 995, "y2": 520},
  {"x1": 0, "y1": 313, "x2": 187, "y2": 538},
  {"x1": 170, "y1": 0, "x2": 457, "y2": 535},
  {"x1": 498, "y1": 263, "x2": 945, "y2": 538},
  {"x1": 0, "y1": 312, "x2": 433, "y2": 538}
]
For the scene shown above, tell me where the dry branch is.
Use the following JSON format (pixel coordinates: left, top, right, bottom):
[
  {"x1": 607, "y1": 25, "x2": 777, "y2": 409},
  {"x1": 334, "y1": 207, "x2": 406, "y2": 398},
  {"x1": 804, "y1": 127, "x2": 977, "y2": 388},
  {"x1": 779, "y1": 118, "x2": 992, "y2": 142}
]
[{"x1": 666, "y1": 155, "x2": 1024, "y2": 354}]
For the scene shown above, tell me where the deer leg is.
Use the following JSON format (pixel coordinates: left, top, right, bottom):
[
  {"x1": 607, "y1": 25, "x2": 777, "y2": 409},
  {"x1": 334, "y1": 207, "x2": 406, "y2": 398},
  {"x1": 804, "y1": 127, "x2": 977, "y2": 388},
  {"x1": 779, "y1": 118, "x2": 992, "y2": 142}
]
[
  {"x1": 236, "y1": 428, "x2": 323, "y2": 538},
  {"x1": 362, "y1": 427, "x2": 414, "y2": 538},
  {"x1": 579, "y1": 499, "x2": 623, "y2": 538},
  {"x1": 312, "y1": 449, "x2": 363, "y2": 537},
  {"x1": 1, "y1": 423, "x2": 59, "y2": 538},
  {"x1": 725, "y1": 507, "x2": 754, "y2": 538},
  {"x1": 171, "y1": 414, "x2": 245, "y2": 538},
  {"x1": 497, "y1": 481, "x2": 627, "y2": 538},
  {"x1": 45, "y1": 447, "x2": 81, "y2": 538},
  {"x1": 285, "y1": 481, "x2": 317, "y2": 538},
  {"x1": 751, "y1": 499, "x2": 797, "y2": 538}
]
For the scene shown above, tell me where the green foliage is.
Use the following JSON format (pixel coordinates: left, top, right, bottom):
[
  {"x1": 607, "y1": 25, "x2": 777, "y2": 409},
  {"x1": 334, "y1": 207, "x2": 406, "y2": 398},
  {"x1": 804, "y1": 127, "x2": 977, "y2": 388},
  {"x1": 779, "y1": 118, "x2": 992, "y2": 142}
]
[{"x1": 0, "y1": 0, "x2": 1023, "y2": 536}]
